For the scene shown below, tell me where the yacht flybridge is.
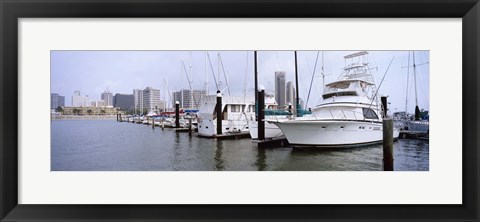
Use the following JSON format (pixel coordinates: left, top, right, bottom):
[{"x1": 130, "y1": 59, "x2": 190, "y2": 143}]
[{"x1": 269, "y1": 51, "x2": 399, "y2": 147}]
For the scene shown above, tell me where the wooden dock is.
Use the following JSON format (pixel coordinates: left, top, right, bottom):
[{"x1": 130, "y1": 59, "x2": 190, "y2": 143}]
[
  {"x1": 197, "y1": 132, "x2": 251, "y2": 139},
  {"x1": 252, "y1": 137, "x2": 289, "y2": 148}
]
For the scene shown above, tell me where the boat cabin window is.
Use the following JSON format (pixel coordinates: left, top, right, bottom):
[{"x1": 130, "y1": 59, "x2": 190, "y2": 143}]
[
  {"x1": 322, "y1": 91, "x2": 357, "y2": 99},
  {"x1": 231, "y1": 105, "x2": 241, "y2": 112},
  {"x1": 362, "y1": 108, "x2": 378, "y2": 119}
]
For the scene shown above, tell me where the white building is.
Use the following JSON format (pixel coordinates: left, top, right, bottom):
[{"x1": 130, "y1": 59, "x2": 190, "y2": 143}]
[
  {"x1": 286, "y1": 81, "x2": 295, "y2": 105},
  {"x1": 101, "y1": 88, "x2": 113, "y2": 107},
  {"x1": 172, "y1": 89, "x2": 207, "y2": 109},
  {"x1": 71, "y1": 90, "x2": 89, "y2": 107},
  {"x1": 143, "y1": 87, "x2": 161, "y2": 111},
  {"x1": 133, "y1": 89, "x2": 144, "y2": 114}
]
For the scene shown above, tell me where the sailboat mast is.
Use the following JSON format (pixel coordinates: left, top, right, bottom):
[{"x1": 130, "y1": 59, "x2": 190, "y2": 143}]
[
  {"x1": 254, "y1": 51, "x2": 258, "y2": 121},
  {"x1": 413, "y1": 51, "x2": 420, "y2": 120},
  {"x1": 405, "y1": 51, "x2": 410, "y2": 112},
  {"x1": 189, "y1": 52, "x2": 193, "y2": 109},
  {"x1": 180, "y1": 63, "x2": 183, "y2": 109},
  {"x1": 295, "y1": 51, "x2": 300, "y2": 117}
]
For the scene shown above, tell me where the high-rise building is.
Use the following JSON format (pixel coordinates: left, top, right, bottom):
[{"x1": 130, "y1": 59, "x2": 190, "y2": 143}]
[
  {"x1": 133, "y1": 89, "x2": 144, "y2": 114},
  {"x1": 172, "y1": 89, "x2": 207, "y2": 109},
  {"x1": 113, "y1": 93, "x2": 134, "y2": 112},
  {"x1": 101, "y1": 88, "x2": 113, "y2": 107},
  {"x1": 143, "y1": 87, "x2": 161, "y2": 111},
  {"x1": 275, "y1": 71, "x2": 286, "y2": 108},
  {"x1": 72, "y1": 90, "x2": 89, "y2": 107},
  {"x1": 51, "y1": 93, "x2": 65, "y2": 109},
  {"x1": 286, "y1": 81, "x2": 295, "y2": 105}
]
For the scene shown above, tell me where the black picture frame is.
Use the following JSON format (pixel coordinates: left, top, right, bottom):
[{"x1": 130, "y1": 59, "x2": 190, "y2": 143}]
[{"x1": 1, "y1": 0, "x2": 479, "y2": 221}]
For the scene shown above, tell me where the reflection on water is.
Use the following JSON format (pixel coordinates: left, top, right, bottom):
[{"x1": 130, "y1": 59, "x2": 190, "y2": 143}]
[
  {"x1": 51, "y1": 120, "x2": 429, "y2": 171},
  {"x1": 254, "y1": 148, "x2": 267, "y2": 171},
  {"x1": 214, "y1": 140, "x2": 225, "y2": 171}
]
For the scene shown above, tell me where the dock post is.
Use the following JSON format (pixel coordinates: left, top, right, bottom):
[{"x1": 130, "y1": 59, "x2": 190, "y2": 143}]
[
  {"x1": 216, "y1": 90, "x2": 222, "y2": 135},
  {"x1": 175, "y1": 101, "x2": 180, "y2": 128},
  {"x1": 383, "y1": 118, "x2": 394, "y2": 171},
  {"x1": 258, "y1": 88, "x2": 265, "y2": 141},
  {"x1": 381, "y1": 95, "x2": 388, "y2": 117},
  {"x1": 119, "y1": 113, "x2": 122, "y2": 122},
  {"x1": 116, "y1": 113, "x2": 119, "y2": 122},
  {"x1": 152, "y1": 117, "x2": 155, "y2": 129}
]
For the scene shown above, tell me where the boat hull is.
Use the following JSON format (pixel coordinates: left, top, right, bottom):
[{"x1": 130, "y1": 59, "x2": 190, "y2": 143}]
[
  {"x1": 248, "y1": 121, "x2": 284, "y2": 140},
  {"x1": 272, "y1": 120, "x2": 399, "y2": 147}
]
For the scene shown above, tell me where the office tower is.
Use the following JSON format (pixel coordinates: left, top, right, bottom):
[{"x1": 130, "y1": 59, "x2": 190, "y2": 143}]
[{"x1": 275, "y1": 71, "x2": 286, "y2": 107}]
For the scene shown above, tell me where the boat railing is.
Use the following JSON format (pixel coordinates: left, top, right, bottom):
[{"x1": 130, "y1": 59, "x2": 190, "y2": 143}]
[{"x1": 309, "y1": 108, "x2": 371, "y2": 122}]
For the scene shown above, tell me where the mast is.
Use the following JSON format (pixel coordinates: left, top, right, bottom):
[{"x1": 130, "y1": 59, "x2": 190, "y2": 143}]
[
  {"x1": 180, "y1": 63, "x2": 183, "y2": 109},
  {"x1": 189, "y1": 52, "x2": 193, "y2": 109},
  {"x1": 405, "y1": 51, "x2": 410, "y2": 113},
  {"x1": 254, "y1": 51, "x2": 258, "y2": 121},
  {"x1": 322, "y1": 51, "x2": 325, "y2": 89},
  {"x1": 295, "y1": 51, "x2": 300, "y2": 117},
  {"x1": 413, "y1": 51, "x2": 420, "y2": 120}
]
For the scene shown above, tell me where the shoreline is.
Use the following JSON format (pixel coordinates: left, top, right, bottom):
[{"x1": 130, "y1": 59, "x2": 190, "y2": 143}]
[{"x1": 52, "y1": 115, "x2": 117, "y2": 120}]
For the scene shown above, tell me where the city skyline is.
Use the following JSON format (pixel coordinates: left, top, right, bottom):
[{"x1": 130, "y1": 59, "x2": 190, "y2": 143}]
[{"x1": 51, "y1": 50, "x2": 430, "y2": 113}]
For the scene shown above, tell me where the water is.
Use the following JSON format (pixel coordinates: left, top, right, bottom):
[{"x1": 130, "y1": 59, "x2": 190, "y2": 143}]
[{"x1": 51, "y1": 120, "x2": 429, "y2": 171}]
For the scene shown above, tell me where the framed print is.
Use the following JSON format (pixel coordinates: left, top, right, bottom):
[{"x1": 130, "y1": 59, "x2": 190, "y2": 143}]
[{"x1": 1, "y1": 0, "x2": 479, "y2": 221}]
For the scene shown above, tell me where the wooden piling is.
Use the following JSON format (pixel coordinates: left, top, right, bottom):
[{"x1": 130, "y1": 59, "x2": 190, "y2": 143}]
[
  {"x1": 383, "y1": 118, "x2": 394, "y2": 171},
  {"x1": 381, "y1": 96, "x2": 388, "y2": 117},
  {"x1": 216, "y1": 90, "x2": 222, "y2": 135},
  {"x1": 258, "y1": 89, "x2": 265, "y2": 141},
  {"x1": 175, "y1": 101, "x2": 180, "y2": 128},
  {"x1": 152, "y1": 117, "x2": 155, "y2": 129}
]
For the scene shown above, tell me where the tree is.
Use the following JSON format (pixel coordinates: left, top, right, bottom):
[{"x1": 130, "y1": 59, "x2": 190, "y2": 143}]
[
  {"x1": 100, "y1": 110, "x2": 106, "y2": 115},
  {"x1": 87, "y1": 109, "x2": 93, "y2": 115},
  {"x1": 72, "y1": 109, "x2": 79, "y2": 115},
  {"x1": 56, "y1": 106, "x2": 63, "y2": 114}
]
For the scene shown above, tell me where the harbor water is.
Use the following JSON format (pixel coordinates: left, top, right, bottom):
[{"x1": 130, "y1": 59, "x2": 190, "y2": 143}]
[{"x1": 51, "y1": 120, "x2": 429, "y2": 171}]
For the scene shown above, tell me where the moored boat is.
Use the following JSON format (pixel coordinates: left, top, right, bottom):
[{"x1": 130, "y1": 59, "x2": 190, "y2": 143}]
[{"x1": 269, "y1": 51, "x2": 399, "y2": 147}]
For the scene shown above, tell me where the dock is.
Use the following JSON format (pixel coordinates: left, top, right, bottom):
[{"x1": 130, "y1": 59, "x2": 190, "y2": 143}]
[
  {"x1": 252, "y1": 137, "x2": 289, "y2": 148},
  {"x1": 197, "y1": 132, "x2": 251, "y2": 139}
]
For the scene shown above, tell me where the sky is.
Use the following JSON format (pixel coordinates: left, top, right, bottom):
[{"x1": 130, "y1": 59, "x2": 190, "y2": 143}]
[{"x1": 51, "y1": 50, "x2": 429, "y2": 113}]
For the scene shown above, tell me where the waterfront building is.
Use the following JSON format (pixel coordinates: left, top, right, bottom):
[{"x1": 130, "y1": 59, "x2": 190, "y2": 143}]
[
  {"x1": 89, "y1": 100, "x2": 106, "y2": 107},
  {"x1": 172, "y1": 89, "x2": 206, "y2": 109},
  {"x1": 133, "y1": 89, "x2": 144, "y2": 114},
  {"x1": 62, "y1": 106, "x2": 124, "y2": 115},
  {"x1": 71, "y1": 90, "x2": 89, "y2": 107},
  {"x1": 286, "y1": 81, "x2": 295, "y2": 105},
  {"x1": 101, "y1": 88, "x2": 113, "y2": 107},
  {"x1": 114, "y1": 93, "x2": 134, "y2": 113},
  {"x1": 275, "y1": 71, "x2": 286, "y2": 108},
  {"x1": 143, "y1": 87, "x2": 161, "y2": 112},
  {"x1": 51, "y1": 93, "x2": 65, "y2": 109}
]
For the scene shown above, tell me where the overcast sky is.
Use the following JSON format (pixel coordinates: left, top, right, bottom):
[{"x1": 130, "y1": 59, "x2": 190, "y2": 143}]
[{"x1": 51, "y1": 50, "x2": 429, "y2": 113}]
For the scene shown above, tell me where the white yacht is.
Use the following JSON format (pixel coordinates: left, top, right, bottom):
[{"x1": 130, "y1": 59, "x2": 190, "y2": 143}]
[
  {"x1": 269, "y1": 51, "x2": 399, "y2": 147},
  {"x1": 197, "y1": 93, "x2": 255, "y2": 137}
]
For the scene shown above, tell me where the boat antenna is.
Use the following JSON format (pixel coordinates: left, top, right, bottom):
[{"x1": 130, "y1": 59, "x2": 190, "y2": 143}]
[
  {"x1": 206, "y1": 52, "x2": 220, "y2": 91},
  {"x1": 218, "y1": 53, "x2": 231, "y2": 96},
  {"x1": 368, "y1": 56, "x2": 395, "y2": 111},
  {"x1": 306, "y1": 51, "x2": 320, "y2": 108}
]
